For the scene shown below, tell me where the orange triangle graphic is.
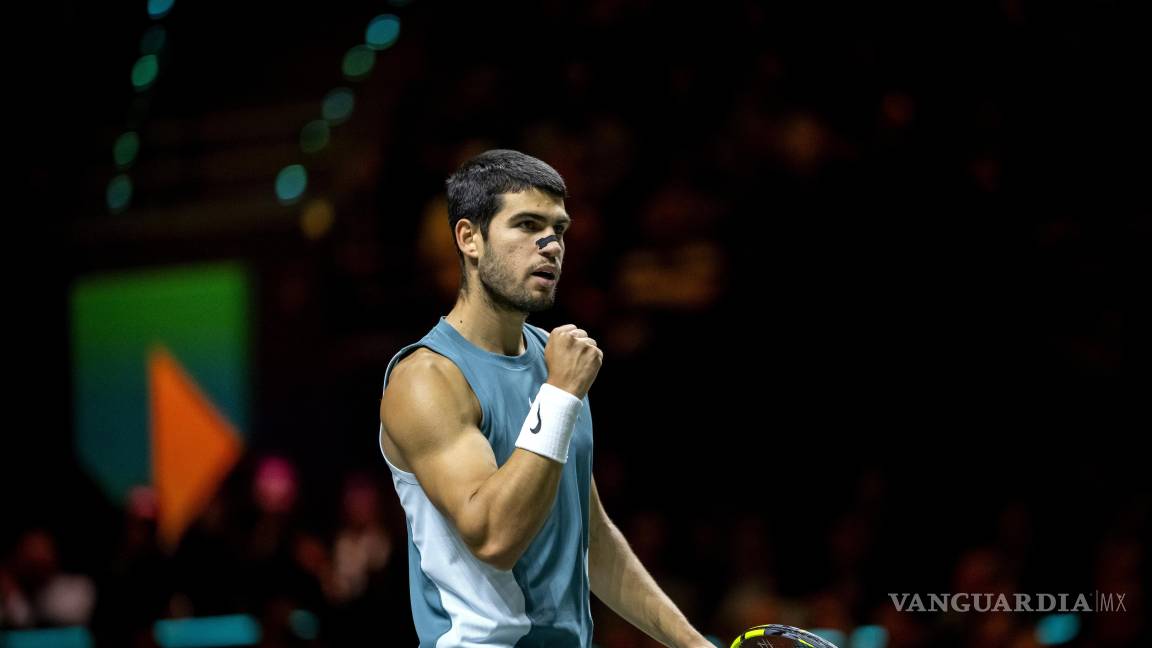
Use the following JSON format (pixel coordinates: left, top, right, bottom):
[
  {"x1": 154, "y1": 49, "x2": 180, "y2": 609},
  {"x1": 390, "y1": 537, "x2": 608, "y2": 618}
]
[{"x1": 149, "y1": 345, "x2": 243, "y2": 549}]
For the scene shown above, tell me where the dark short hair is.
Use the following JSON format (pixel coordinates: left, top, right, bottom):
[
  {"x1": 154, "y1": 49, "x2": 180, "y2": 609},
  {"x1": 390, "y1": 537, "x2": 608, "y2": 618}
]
[{"x1": 445, "y1": 149, "x2": 568, "y2": 257}]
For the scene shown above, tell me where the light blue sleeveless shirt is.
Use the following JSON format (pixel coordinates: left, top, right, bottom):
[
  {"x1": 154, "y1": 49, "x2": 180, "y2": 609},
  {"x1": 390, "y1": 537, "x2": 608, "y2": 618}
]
[{"x1": 379, "y1": 316, "x2": 594, "y2": 647}]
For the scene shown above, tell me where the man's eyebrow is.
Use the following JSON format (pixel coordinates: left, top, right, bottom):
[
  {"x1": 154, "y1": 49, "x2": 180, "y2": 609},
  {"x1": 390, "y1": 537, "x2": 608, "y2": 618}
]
[{"x1": 511, "y1": 211, "x2": 572, "y2": 227}]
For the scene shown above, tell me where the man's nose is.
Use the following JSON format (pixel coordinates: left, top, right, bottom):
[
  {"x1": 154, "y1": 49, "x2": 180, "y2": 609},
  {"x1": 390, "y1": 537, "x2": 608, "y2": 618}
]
[{"x1": 536, "y1": 234, "x2": 561, "y2": 256}]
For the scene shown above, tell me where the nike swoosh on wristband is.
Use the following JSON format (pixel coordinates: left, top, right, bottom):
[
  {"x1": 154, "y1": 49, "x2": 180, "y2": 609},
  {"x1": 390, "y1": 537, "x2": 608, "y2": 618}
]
[{"x1": 530, "y1": 405, "x2": 542, "y2": 434}]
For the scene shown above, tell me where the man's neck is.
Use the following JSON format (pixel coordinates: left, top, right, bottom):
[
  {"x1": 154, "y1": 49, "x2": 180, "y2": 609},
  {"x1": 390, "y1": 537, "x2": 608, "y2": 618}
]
[{"x1": 445, "y1": 295, "x2": 527, "y2": 357}]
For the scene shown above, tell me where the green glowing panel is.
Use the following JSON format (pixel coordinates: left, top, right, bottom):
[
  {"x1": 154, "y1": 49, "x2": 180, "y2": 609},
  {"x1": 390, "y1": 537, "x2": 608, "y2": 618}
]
[{"x1": 71, "y1": 263, "x2": 250, "y2": 504}]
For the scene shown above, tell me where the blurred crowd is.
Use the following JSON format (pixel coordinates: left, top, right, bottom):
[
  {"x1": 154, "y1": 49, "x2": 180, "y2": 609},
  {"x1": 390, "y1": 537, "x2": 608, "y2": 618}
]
[
  {"x1": 3, "y1": 456, "x2": 411, "y2": 647},
  {"x1": 3, "y1": 451, "x2": 1146, "y2": 647}
]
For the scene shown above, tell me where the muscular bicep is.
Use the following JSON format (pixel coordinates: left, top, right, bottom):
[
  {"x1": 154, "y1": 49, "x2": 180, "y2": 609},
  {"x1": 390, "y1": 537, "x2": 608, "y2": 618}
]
[{"x1": 380, "y1": 352, "x2": 497, "y2": 547}]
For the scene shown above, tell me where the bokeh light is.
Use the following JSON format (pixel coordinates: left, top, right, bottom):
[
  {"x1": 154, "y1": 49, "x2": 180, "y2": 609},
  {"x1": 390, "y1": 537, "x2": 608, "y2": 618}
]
[
  {"x1": 275, "y1": 165, "x2": 308, "y2": 205},
  {"x1": 300, "y1": 120, "x2": 330, "y2": 154},
  {"x1": 342, "y1": 45, "x2": 376, "y2": 81},
  {"x1": 140, "y1": 25, "x2": 167, "y2": 55},
  {"x1": 300, "y1": 198, "x2": 335, "y2": 240},
  {"x1": 113, "y1": 132, "x2": 140, "y2": 168},
  {"x1": 365, "y1": 15, "x2": 401, "y2": 50},
  {"x1": 131, "y1": 55, "x2": 159, "y2": 91},
  {"x1": 322, "y1": 88, "x2": 355, "y2": 125},
  {"x1": 147, "y1": 0, "x2": 175, "y2": 20},
  {"x1": 106, "y1": 175, "x2": 133, "y2": 213}
]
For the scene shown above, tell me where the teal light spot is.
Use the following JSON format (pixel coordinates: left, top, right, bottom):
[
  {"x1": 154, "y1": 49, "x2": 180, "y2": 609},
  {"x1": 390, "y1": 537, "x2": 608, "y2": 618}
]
[
  {"x1": 322, "y1": 88, "x2": 355, "y2": 125},
  {"x1": 1036, "y1": 614, "x2": 1080, "y2": 645},
  {"x1": 365, "y1": 15, "x2": 401, "y2": 50},
  {"x1": 154, "y1": 615, "x2": 260, "y2": 648},
  {"x1": 300, "y1": 120, "x2": 330, "y2": 153},
  {"x1": 114, "y1": 132, "x2": 140, "y2": 168},
  {"x1": 342, "y1": 45, "x2": 376, "y2": 80},
  {"x1": 140, "y1": 25, "x2": 167, "y2": 54},
  {"x1": 0, "y1": 627, "x2": 94, "y2": 648},
  {"x1": 809, "y1": 629, "x2": 846, "y2": 647},
  {"x1": 148, "y1": 0, "x2": 175, "y2": 20},
  {"x1": 131, "y1": 55, "x2": 159, "y2": 90},
  {"x1": 275, "y1": 165, "x2": 308, "y2": 205},
  {"x1": 850, "y1": 625, "x2": 889, "y2": 648},
  {"x1": 288, "y1": 610, "x2": 319, "y2": 640},
  {"x1": 107, "y1": 174, "x2": 133, "y2": 213}
]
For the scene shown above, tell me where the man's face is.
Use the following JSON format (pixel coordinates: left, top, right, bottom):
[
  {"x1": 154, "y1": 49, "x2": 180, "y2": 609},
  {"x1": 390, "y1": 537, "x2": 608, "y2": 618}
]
[{"x1": 475, "y1": 188, "x2": 569, "y2": 314}]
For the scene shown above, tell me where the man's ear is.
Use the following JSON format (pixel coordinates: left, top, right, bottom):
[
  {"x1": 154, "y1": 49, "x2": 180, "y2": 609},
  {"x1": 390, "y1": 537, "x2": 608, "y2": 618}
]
[{"x1": 456, "y1": 218, "x2": 483, "y2": 261}]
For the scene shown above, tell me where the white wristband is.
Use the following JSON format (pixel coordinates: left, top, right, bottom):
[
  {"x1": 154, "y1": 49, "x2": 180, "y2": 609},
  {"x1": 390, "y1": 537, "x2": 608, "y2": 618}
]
[{"x1": 515, "y1": 383, "x2": 582, "y2": 464}]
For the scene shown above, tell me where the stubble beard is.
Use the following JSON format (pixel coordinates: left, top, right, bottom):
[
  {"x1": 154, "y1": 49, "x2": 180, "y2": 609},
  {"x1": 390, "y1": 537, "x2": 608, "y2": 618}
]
[{"x1": 476, "y1": 253, "x2": 555, "y2": 314}]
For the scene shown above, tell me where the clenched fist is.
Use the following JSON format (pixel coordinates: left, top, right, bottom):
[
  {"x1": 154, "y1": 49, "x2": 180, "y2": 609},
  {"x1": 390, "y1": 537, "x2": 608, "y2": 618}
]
[{"x1": 543, "y1": 324, "x2": 603, "y2": 400}]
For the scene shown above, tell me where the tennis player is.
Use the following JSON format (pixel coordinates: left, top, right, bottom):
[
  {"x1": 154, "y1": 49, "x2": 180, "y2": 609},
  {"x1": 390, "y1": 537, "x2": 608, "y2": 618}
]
[{"x1": 378, "y1": 149, "x2": 712, "y2": 647}]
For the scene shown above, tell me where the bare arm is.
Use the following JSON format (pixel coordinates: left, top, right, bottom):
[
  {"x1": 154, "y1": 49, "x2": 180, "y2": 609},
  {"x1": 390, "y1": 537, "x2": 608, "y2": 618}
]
[
  {"x1": 588, "y1": 478, "x2": 713, "y2": 648},
  {"x1": 380, "y1": 350, "x2": 563, "y2": 570}
]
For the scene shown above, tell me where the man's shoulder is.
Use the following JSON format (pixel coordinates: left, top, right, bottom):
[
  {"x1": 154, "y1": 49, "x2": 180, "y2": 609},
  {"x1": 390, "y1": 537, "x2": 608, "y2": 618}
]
[
  {"x1": 384, "y1": 347, "x2": 479, "y2": 423},
  {"x1": 390, "y1": 347, "x2": 462, "y2": 387}
]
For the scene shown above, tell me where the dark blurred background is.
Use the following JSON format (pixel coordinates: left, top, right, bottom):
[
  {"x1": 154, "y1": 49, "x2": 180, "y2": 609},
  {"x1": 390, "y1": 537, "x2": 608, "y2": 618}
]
[{"x1": 6, "y1": 0, "x2": 1149, "y2": 647}]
